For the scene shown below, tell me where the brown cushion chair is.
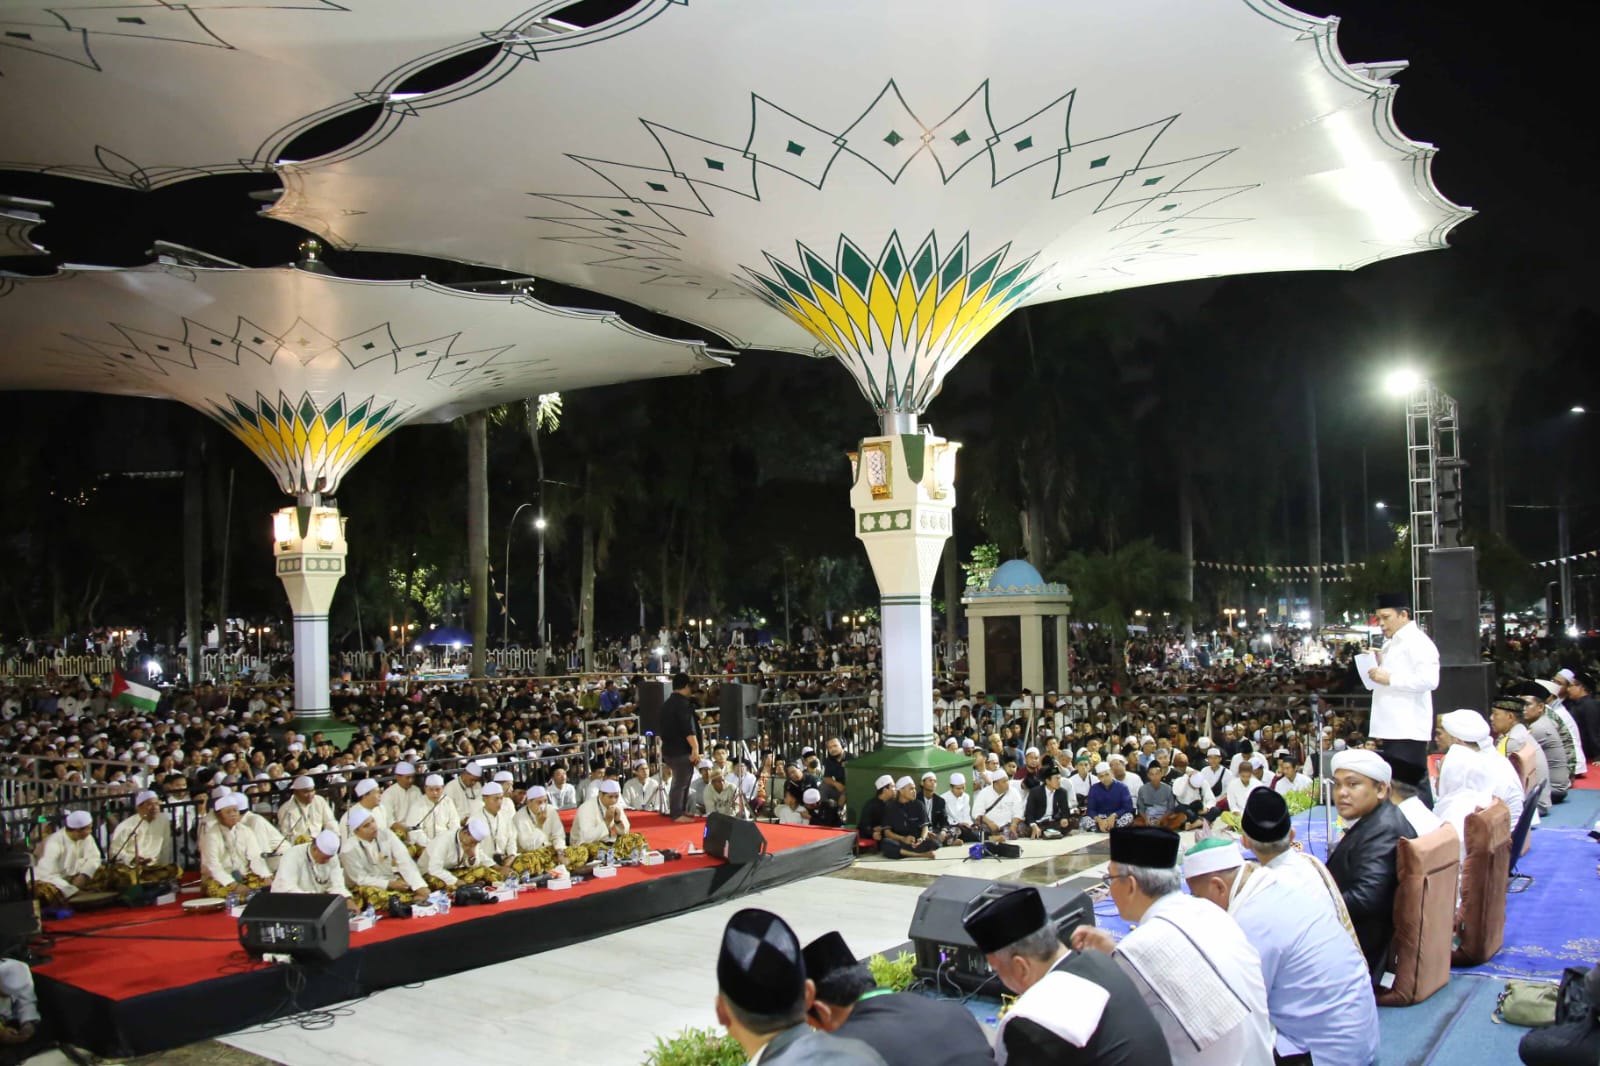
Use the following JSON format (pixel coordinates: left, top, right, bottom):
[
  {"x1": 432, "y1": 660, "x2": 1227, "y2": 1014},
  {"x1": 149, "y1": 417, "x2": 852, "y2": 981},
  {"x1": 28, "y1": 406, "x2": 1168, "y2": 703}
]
[
  {"x1": 1452, "y1": 799, "x2": 1510, "y2": 966},
  {"x1": 1377, "y1": 824, "x2": 1459, "y2": 1007},
  {"x1": 1509, "y1": 746, "x2": 1537, "y2": 793}
]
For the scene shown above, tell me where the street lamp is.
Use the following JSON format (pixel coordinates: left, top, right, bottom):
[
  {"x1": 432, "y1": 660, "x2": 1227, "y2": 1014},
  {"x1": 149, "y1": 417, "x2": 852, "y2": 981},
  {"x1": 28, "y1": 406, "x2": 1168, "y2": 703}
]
[
  {"x1": 504, "y1": 502, "x2": 535, "y2": 647},
  {"x1": 1375, "y1": 501, "x2": 1387, "y2": 511},
  {"x1": 533, "y1": 514, "x2": 547, "y2": 675},
  {"x1": 1383, "y1": 367, "x2": 1422, "y2": 397}
]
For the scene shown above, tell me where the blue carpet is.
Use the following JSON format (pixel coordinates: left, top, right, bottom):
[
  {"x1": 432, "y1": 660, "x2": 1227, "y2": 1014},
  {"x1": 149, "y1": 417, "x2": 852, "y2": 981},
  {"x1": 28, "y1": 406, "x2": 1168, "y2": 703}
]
[{"x1": 1454, "y1": 824, "x2": 1600, "y2": 980}]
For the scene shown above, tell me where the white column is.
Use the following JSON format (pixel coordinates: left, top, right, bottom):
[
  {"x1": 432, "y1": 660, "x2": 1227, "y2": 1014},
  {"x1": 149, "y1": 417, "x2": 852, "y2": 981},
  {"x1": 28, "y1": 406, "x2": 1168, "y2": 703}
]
[
  {"x1": 273, "y1": 502, "x2": 349, "y2": 721},
  {"x1": 1020, "y1": 613, "x2": 1044, "y2": 693},
  {"x1": 850, "y1": 431, "x2": 958, "y2": 750},
  {"x1": 1054, "y1": 609, "x2": 1071, "y2": 692}
]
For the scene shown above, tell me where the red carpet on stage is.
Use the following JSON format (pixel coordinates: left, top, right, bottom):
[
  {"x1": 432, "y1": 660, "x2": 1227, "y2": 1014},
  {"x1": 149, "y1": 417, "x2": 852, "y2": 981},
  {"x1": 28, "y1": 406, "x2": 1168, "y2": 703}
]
[
  {"x1": 37, "y1": 814, "x2": 845, "y2": 1003},
  {"x1": 1571, "y1": 765, "x2": 1600, "y2": 789}
]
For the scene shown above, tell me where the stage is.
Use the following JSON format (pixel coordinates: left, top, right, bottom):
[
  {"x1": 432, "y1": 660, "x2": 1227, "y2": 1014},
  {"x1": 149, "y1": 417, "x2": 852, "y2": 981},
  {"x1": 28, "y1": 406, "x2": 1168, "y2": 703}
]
[{"x1": 32, "y1": 814, "x2": 854, "y2": 1057}]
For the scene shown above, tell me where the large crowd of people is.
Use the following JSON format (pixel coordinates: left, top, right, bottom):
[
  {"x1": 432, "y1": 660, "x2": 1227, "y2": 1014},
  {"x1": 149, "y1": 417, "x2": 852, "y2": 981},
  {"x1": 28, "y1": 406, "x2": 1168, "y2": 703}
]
[{"x1": 6, "y1": 599, "x2": 1600, "y2": 1062}]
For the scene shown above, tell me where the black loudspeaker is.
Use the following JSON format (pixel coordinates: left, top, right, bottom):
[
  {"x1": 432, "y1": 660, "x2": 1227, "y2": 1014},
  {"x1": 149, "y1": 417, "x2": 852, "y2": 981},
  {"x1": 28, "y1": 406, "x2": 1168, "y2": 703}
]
[
  {"x1": 703, "y1": 812, "x2": 767, "y2": 864},
  {"x1": 237, "y1": 892, "x2": 350, "y2": 962},
  {"x1": 635, "y1": 680, "x2": 670, "y2": 737},
  {"x1": 718, "y1": 683, "x2": 759, "y2": 742},
  {"x1": 908, "y1": 875, "x2": 1095, "y2": 994},
  {"x1": 1437, "y1": 663, "x2": 1495, "y2": 719},
  {"x1": 1429, "y1": 547, "x2": 1480, "y2": 666},
  {"x1": 0, "y1": 850, "x2": 39, "y2": 946}
]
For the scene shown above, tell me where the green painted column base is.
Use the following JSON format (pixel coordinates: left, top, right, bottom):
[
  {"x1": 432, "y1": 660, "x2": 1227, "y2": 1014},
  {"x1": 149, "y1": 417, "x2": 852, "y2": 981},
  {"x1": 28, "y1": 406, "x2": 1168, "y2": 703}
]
[
  {"x1": 292, "y1": 717, "x2": 360, "y2": 751},
  {"x1": 844, "y1": 745, "x2": 974, "y2": 828}
]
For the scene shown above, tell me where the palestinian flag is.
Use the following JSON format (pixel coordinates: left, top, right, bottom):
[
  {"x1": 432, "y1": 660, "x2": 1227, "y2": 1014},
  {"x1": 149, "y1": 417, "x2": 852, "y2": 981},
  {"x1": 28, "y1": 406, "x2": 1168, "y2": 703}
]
[{"x1": 111, "y1": 670, "x2": 159, "y2": 712}]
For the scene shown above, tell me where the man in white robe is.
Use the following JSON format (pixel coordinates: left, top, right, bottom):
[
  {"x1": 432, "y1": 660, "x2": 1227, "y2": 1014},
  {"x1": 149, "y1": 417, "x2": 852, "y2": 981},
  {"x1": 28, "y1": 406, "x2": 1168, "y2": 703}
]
[
  {"x1": 519, "y1": 786, "x2": 567, "y2": 851},
  {"x1": 476, "y1": 782, "x2": 517, "y2": 869},
  {"x1": 406, "y1": 774, "x2": 461, "y2": 851},
  {"x1": 1072, "y1": 826, "x2": 1274, "y2": 1066},
  {"x1": 622, "y1": 760, "x2": 663, "y2": 811},
  {"x1": 571, "y1": 779, "x2": 631, "y2": 847},
  {"x1": 939, "y1": 773, "x2": 976, "y2": 839},
  {"x1": 273, "y1": 830, "x2": 354, "y2": 908},
  {"x1": 340, "y1": 807, "x2": 427, "y2": 905},
  {"x1": 1185, "y1": 837, "x2": 1379, "y2": 1065},
  {"x1": 33, "y1": 810, "x2": 105, "y2": 904},
  {"x1": 340, "y1": 778, "x2": 391, "y2": 841},
  {"x1": 1436, "y1": 709, "x2": 1524, "y2": 829},
  {"x1": 199, "y1": 794, "x2": 272, "y2": 896},
  {"x1": 380, "y1": 761, "x2": 421, "y2": 835},
  {"x1": 420, "y1": 817, "x2": 495, "y2": 888},
  {"x1": 442, "y1": 762, "x2": 484, "y2": 821},
  {"x1": 513, "y1": 785, "x2": 562, "y2": 853},
  {"x1": 545, "y1": 767, "x2": 579, "y2": 811},
  {"x1": 106, "y1": 790, "x2": 178, "y2": 883},
  {"x1": 277, "y1": 776, "x2": 338, "y2": 841},
  {"x1": 971, "y1": 770, "x2": 1026, "y2": 839}
]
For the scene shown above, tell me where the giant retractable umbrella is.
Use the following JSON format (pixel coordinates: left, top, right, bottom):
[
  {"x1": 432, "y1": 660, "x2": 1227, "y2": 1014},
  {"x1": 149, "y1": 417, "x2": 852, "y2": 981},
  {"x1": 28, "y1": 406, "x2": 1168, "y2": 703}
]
[
  {"x1": 263, "y1": 0, "x2": 1471, "y2": 789},
  {"x1": 0, "y1": 264, "x2": 727, "y2": 716},
  {"x1": 0, "y1": 0, "x2": 564, "y2": 188}
]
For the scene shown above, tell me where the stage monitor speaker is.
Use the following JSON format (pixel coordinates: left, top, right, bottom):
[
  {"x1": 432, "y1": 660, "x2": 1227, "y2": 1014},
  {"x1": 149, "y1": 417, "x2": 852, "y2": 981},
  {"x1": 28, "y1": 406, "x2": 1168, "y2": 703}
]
[
  {"x1": 237, "y1": 892, "x2": 350, "y2": 962},
  {"x1": 635, "y1": 680, "x2": 670, "y2": 738},
  {"x1": 703, "y1": 812, "x2": 767, "y2": 864},
  {"x1": 0, "y1": 850, "x2": 39, "y2": 945},
  {"x1": 719, "y1": 683, "x2": 759, "y2": 742},
  {"x1": 1429, "y1": 546, "x2": 1480, "y2": 666},
  {"x1": 908, "y1": 875, "x2": 1095, "y2": 995}
]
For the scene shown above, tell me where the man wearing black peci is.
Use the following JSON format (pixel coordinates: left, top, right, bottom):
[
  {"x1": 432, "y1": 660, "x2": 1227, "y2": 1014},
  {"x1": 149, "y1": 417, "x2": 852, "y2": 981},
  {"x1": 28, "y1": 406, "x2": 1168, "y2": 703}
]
[{"x1": 660, "y1": 673, "x2": 702, "y2": 823}]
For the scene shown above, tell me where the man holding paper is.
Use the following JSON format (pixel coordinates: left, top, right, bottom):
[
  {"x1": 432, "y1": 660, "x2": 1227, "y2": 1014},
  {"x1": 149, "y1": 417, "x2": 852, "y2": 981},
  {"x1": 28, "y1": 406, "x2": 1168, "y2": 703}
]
[{"x1": 1363, "y1": 592, "x2": 1440, "y2": 805}]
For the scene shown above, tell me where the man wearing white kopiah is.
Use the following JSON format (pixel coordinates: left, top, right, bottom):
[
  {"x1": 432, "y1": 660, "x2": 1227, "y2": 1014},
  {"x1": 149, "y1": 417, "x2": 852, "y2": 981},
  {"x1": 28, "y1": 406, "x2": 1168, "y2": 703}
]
[
  {"x1": 407, "y1": 774, "x2": 460, "y2": 852},
  {"x1": 341, "y1": 778, "x2": 390, "y2": 840},
  {"x1": 277, "y1": 776, "x2": 338, "y2": 841},
  {"x1": 1183, "y1": 837, "x2": 1379, "y2": 1066},
  {"x1": 475, "y1": 782, "x2": 517, "y2": 870},
  {"x1": 940, "y1": 772, "x2": 980, "y2": 841},
  {"x1": 106, "y1": 790, "x2": 179, "y2": 885},
  {"x1": 622, "y1": 759, "x2": 663, "y2": 811},
  {"x1": 572, "y1": 779, "x2": 630, "y2": 847},
  {"x1": 33, "y1": 810, "x2": 106, "y2": 905},
  {"x1": 381, "y1": 761, "x2": 422, "y2": 835},
  {"x1": 514, "y1": 785, "x2": 564, "y2": 853},
  {"x1": 1435, "y1": 708, "x2": 1524, "y2": 829},
  {"x1": 1365, "y1": 592, "x2": 1440, "y2": 804},
  {"x1": 200, "y1": 794, "x2": 272, "y2": 896},
  {"x1": 273, "y1": 830, "x2": 355, "y2": 910},
  {"x1": 340, "y1": 807, "x2": 428, "y2": 906},
  {"x1": 1070, "y1": 826, "x2": 1274, "y2": 1066},
  {"x1": 420, "y1": 817, "x2": 496, "y2": 889},
  {"x1": 443, "y1": 761, "x2": 484, "y2": 820}
]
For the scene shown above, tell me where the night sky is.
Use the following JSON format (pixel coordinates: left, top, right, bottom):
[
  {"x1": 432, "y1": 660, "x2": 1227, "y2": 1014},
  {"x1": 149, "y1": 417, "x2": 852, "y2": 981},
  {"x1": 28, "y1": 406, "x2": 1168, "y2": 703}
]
[{"x1": 0, "y1": 1, "x2": 1594, "y2": 632}]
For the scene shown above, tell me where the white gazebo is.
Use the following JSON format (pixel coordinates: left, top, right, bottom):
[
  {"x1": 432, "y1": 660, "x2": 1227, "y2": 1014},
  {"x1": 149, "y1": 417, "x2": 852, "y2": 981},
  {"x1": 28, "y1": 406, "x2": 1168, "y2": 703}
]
[{"x1": 963, "y1": 560, "x2": 1072, "y2": 697}]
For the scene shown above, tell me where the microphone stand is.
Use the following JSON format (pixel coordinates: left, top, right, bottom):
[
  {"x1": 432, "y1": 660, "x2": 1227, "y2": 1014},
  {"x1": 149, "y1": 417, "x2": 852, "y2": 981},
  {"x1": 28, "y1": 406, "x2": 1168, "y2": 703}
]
[{"x1": 1309, "y1": 694, "x2": 1334, "y2": 856}]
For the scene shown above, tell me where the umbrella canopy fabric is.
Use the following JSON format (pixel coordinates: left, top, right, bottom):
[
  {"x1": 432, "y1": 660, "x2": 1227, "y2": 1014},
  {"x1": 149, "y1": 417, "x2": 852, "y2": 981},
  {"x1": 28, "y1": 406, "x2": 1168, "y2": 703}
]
[
  {"x1": 265, "y1": 0, "x2": 1472, "y2": 414},
  {"x1": 0, "y1": 0, "x2": 557, "y2": 188},
  {"x1": 0, "y1": 265, "x2": 728, "y2": 494}
]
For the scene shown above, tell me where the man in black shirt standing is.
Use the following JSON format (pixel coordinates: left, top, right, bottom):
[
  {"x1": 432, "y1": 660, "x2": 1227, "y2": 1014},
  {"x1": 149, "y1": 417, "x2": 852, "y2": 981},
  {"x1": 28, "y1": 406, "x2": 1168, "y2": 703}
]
[{"x1": 660, "y1": 673, "x2": 701, "y2": 823}]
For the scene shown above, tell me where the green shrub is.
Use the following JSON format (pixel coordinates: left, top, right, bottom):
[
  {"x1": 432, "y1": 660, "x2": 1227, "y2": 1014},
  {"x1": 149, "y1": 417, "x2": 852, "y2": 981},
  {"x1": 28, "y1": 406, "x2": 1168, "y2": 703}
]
[
  {"x1": 644, "y1": 1026, "x2": 745, "y2": 1066},
  {"x1": 868, "y1": 950, "x2": 917, "y2": 992}
]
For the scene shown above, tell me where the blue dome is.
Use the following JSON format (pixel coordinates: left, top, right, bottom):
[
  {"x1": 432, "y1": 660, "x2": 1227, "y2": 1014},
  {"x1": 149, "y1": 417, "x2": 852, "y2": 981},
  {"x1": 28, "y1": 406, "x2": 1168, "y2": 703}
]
[{"x1": 987, "y1": 559, "x2": 1045, "y2": 590}]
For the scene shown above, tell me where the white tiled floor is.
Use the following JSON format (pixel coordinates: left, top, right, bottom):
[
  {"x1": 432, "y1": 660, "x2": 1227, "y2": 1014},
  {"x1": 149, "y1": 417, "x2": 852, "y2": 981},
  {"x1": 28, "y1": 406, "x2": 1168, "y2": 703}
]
[{"x1": 219, "y1": 876, "x2": 927, "y2": 1066}]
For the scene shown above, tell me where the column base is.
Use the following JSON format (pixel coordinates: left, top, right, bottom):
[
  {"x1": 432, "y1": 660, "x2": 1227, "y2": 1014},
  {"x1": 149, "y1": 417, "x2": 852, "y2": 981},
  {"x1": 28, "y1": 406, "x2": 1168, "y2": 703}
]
[{"x1": 843, "y1": 745, "x2": 974, "y2": 828}]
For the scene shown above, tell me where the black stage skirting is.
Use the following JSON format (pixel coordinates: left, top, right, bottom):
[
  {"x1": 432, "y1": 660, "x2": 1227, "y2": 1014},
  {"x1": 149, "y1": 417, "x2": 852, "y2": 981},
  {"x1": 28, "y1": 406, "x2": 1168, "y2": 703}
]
[{"x1": 37, "y1": 830, "x2": 854, "y2": 1057}]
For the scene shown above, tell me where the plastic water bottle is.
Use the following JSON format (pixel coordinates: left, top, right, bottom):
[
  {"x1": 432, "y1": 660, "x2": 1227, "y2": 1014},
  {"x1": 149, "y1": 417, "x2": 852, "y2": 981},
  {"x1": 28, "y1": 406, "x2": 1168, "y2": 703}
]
[{"x1": 226, "y1": 889, "x2": 238, "y2": 910}]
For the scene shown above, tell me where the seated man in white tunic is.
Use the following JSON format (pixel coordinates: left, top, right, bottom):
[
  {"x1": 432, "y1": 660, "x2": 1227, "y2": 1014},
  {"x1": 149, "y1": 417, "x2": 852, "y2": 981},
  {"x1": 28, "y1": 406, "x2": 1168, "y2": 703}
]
[
  {"x1": 340, "y1": 807, "x2": 428, "y2": 907},
  {"x1": 622, "y1": 759, "x2": 663, "y2": 811},
  {"x1": 442, "y1": 761, "x2": 484, "y2": 821},
  {"x1": 340, "y1": 778, "x2": 390, "y2": 841},
  {"x1": 33, "y1": 810, "x2": 107, "y2": 906},
  {"x1": 545, "y1": 767, "x2": 579, "y2": 811},
  {"x1": 273, "y1": 830, "x2": 356, "y2": 911},
  {"x1": 200, "y1": 794, "x2": 272, "y2": 897},
  {"x1": 420, "y1": 817, "x2": 497, "y2": 889},
  {"x1": 277, "y1": 776, "x2": 338, "y2": 843},
  {"x1": 1238, "y1": 788, "x2": 1357, "y2": 945},
  {"x1": 571, "y1": 780, "x2": 646, "y2": 861},
  {"x1": 476, "y1": 782, "x2": 518, "y2": 876},
  {"x1": 1071, "y1": 826, "x2": 1274, "y2": 1066},
  {"x1": 380, "y1": 761, "x2": 421, "y2": 836},
  {"x1": 106, "y1": 790, "x2": 179, "y2": 887},
  {"x1": 939, "y1": 773, "x2": 980, "y2": 841},
  {"x1": 513, "y1": 785, "x2": 562, "y2": 853},
  {"x1": 406, "y1": 774, "x2": 460, "y2": 856},
  {"x1": 1435, "y1": 708, "x2": 1524, "y2": 829},
  {"x1": 702, "y1": 767, "x2": 745, "y2": 818}
]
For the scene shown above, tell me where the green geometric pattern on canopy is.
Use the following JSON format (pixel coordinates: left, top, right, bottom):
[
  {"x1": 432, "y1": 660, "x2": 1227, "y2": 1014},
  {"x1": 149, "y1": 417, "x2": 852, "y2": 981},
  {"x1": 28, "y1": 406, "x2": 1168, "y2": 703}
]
[{"x1": 746, "y1": 232, "x2": 1043, "y2": 411}]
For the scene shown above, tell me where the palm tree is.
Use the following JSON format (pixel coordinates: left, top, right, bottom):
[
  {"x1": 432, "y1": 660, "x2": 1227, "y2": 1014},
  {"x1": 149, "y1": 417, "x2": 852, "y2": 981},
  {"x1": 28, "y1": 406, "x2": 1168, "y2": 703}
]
[
  {"x1": 525, "y1": 394, "x2": 561, "y2": 672},
  {"x1": 1052, "y1": 539, "x2": 1189, "y2": 684}
]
